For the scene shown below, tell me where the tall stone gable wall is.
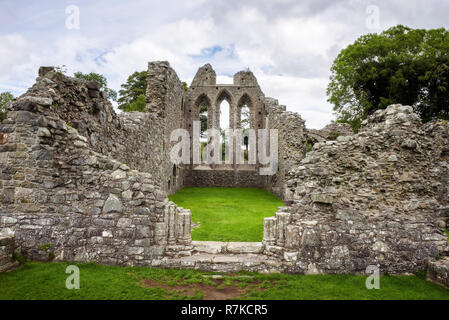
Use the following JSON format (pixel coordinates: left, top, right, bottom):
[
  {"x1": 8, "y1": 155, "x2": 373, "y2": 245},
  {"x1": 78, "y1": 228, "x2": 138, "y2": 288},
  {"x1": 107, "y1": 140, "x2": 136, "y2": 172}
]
[
  {"x1": 146, "y1": 61, "x2": 186, "y2": 195},
  {"x1": 182, "y1": 64, "x2": 307, "y2": 194}
]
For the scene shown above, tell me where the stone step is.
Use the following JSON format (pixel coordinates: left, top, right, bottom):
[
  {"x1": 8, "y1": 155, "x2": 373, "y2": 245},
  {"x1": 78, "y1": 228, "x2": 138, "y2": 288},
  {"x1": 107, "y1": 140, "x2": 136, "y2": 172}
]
[
  {"x1": 0, "y1": 260, "x2": 19, "y2": 273},
  {"x1": 162, "y1": 252, "x2": 281, "y2": 273},
  {"x1": 192, "y1": 241, "x2": 263, "y2": 254}
]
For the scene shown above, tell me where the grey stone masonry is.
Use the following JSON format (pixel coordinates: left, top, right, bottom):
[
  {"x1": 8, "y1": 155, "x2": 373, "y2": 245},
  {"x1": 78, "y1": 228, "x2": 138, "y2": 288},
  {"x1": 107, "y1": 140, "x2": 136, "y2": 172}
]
[
  {"x1": 0, "y1": 233, "x2": 18, "y2": 272},
  {"x1": 1, "y1": 62, "x2": 448, "y2": 275},
  {"x1": 427, "y1": 257, "x2": 449, "y2": 289},
  {"x1": 263, "y1": 105, "x2": 449, "y2": 274},
  {"x1": 0, "y1": 65, "x2": 192, "y2": 266}
]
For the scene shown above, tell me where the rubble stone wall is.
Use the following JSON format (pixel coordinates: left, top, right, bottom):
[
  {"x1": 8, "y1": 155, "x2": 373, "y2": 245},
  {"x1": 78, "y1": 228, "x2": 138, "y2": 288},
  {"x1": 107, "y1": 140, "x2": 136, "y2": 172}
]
[
  {"x1": 1, "y1": 62, "x2": 448, "y2": 275},
  {"x1": 146, "y1": 61, "x2": 186, "y2": 195},
  {"x1": 264, "y1": 98, "x2": 307, "y2": 200},
  {"x1": 306, "y1": 122, "x2": 353, "y2": 144},
  {"x1": 0, "y1": 65, "x2": 192, "y2": 265},
  {"x1": 263, "y1": 104, "x2": 449, "y2": 274},
  {"x1": 427, "y1": 257, "x2": 449, "y2": 289},
  {"x1": 186, "y1": 168, "x2": 265, "y2": 187},
  {"x1": 0, "y1": 234, "x2": 17, "y2": 272}
]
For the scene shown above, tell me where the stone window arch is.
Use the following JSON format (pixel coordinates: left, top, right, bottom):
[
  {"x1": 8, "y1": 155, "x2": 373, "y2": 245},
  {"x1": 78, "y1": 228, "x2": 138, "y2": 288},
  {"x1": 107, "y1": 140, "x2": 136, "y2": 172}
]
[
  {"x1": 216, "y1": 90, "x2": 233, "y2": 162},
  {"x1": 237, "y1": 93, "x2": 253, "y2": 129},
  {"x1": 193, "y1": 93, "x2": 212, "y2": 138},
  {"x1": 216, "y1": 89, "x2": 233, "y2": 129}
]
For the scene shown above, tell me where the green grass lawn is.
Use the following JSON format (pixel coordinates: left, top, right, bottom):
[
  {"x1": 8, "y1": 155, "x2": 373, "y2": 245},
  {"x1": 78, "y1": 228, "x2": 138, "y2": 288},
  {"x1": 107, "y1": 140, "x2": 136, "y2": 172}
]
[
  {"x1": 168, "y1": 187, "x2": 284, "y2": 242},
  {"x1": 0, "y1": 262, "x2": 448, "y2": 300}
]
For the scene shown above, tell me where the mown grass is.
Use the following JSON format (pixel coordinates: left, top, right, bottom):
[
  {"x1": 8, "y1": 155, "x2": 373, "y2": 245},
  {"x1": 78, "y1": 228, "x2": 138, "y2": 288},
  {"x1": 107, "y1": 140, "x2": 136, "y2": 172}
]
[
  {"x1": 168, "y1": 187, "x2": 283, "y2": 242},
  {"x1": 0, "y1": 262, "x2": 448, "y2": 300}
]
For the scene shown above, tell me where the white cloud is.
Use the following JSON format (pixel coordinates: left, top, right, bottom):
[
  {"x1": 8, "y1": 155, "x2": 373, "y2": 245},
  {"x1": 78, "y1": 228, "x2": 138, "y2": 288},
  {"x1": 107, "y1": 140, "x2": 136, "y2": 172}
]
[
  {"x1": 0, "y1": 34, "x2": 31, "y2": 75},
  {"x1": 1, "y1": 1, "x2": 449, "y2": 128},
  {"x1": 97, "y1": 8, "x2": 345, "y2": 128}
]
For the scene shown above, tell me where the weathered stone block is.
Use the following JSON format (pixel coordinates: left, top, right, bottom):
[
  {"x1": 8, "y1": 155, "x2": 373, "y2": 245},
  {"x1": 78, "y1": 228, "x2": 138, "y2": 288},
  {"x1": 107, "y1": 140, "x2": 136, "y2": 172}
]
[
  {"x1": 192, "y1": 241, "x2": 224, "y2": 254},
  {"x1": 226, "y1": 242, "x2": 263, "y2": 254},
  {"x1": 311, "y1": 193, "x2": 333, "y2": 204},
  {"x1": 136, "y1": 226, "x2": 150, "y2": 238},
  {"x1": 103, "y1": 194, "x2": 123, "y2": 214},
  {"x1": 427, "y1": 258, "x2": 449, "y2": 289}
]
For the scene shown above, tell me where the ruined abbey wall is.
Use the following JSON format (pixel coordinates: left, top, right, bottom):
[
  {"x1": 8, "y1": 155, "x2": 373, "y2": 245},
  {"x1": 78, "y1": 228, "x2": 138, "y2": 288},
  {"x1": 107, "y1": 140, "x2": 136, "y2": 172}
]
[
  {"x1": 181, "y1": 64, "x2": 308, "y2": 195},
  {"x1": 146, "y1": 61, "x2": 186, "y2": 195},
  {"x1": 0, "y1": 62, "x2": 447, "y2": 275},
  {"x1": 263, "y1": 98, "x2": 307, "y2": 200},
  {"x1": 263, "y1": 104, "x2": 449, "y2": 274},
  {"x1": 0, "y1": 65, "x2": 191, "y2": 265}
]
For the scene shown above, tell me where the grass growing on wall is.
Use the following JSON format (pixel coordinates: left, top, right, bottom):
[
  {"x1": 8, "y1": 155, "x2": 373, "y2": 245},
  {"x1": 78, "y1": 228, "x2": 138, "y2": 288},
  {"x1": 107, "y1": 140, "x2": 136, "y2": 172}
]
[
  {"x1": 168, "y1": 187, "x2": 283, "y2": 242},
  {"x1": 0, "y1": 262, "x2": 448, "y2": 300}
]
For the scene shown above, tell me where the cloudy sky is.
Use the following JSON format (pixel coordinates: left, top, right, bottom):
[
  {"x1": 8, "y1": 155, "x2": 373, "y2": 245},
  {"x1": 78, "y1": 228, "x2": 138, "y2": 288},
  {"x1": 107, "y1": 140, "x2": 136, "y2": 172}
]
[{"x1": 1, "y1": 0, "x2": 449, "y2": 128}]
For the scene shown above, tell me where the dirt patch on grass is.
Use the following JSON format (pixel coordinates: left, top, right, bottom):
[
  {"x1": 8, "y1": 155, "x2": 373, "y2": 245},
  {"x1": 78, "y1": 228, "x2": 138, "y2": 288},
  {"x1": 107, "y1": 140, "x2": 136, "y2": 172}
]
[{"x1": 140, "y1": 278, "x2": 267, "y2": 300}]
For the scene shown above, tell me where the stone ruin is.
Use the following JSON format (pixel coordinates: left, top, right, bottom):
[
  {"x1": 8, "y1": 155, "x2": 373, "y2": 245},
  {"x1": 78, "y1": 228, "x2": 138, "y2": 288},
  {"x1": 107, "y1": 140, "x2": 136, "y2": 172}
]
[{"x1": 0, "y1": 61, "x2": 448, "y2": 281}]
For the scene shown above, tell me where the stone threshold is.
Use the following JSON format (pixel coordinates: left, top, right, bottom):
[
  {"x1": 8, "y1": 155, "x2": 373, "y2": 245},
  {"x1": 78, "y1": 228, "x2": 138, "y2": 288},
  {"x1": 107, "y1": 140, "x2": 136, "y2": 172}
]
[
  {"x1": 192, "y1": 241, "x2": 264, "y2": 254},
  {"x1": 153, "y1": 252, "x2": 283, "y2": 273},
  {"x1": 147, "y1": 241, "x2": 287, "y2": 273}
]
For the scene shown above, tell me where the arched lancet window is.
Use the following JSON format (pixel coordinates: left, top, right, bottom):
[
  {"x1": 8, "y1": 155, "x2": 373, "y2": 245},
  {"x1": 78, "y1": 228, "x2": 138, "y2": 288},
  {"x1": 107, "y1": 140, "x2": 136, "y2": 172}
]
[
  {"x1": 216, "y1": 90, "x2": 232, "y2": 162},
  {"x1": 219, "y1": 100, "x2": 230, "y2": 132}
]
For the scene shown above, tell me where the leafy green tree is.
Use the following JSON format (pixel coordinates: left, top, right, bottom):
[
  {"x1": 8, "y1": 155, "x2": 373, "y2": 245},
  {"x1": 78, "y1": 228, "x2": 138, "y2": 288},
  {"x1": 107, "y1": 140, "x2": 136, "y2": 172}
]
[
  {"x1": 74, "y1": 72, "x2": 117, "y2": 101},
  {"x1": 121, "y1": 94, "x2": 146, "y2": 112},
  {"x1": 327, "y1": 25, "x2": 449, "y2": 132},
  {"x1": 0, "y1": 92, "x2": 14, "y2": 121},
  {"x1": 118, "y1": 71, "x2": 147, "y2": 111}
]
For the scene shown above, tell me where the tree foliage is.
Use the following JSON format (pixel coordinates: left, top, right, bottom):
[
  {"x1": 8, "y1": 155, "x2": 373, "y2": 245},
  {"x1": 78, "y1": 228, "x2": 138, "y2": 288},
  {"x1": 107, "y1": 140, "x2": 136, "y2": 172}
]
[
  {"x1": 327, "y1": 25, "x2": 449, "y2": 131},
  {"x1": 74, "y1": 72, "x2": 117, "y2": 101},
  {"x1": 118, "y1": 71, "x2": 147, "y2": 112},
  {"x1": 0, "y1": 91, "x2": 14, "y2": 121},
  {"x1": 117, "y1": 72, "x2": 189, "y2": 112},
  {"x1": 123, "y1": 94, "x2": 146, "y2": 112}
]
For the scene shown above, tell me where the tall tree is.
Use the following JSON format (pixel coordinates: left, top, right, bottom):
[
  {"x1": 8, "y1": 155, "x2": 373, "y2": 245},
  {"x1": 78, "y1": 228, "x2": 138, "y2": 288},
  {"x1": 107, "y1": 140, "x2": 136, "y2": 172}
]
[
  {"x1": 327, "y1": 25, "x2": 449, "y2": 132},
  {"x1": 0, "y1": 92, "x2": 14, "y2": 121},
  {"x1": 118, "y1": 71, "x2": 147, "y2": 112},
  {"x1": 74, "y1": 72, "x2": 117, "y2": 101}
]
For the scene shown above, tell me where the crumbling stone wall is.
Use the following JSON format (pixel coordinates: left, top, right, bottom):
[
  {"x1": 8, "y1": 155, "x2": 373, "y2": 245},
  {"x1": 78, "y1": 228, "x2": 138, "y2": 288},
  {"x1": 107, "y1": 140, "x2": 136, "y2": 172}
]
[
  {"x1": 186, "y1": 167, "x2": 265, "y2": 188},
  {"x1": 263, "y1": 104, "x2": 449, "y2": 274},
  {"x1": 2, "y1": 62, "x2": 447, "y2": 275},
  {"x1": 306, "y1": 122, "x2": 353, "y2": 144},
  {"x1": 264, "y1": 98, "x2": 307, "y2": 200},
  {"x1": 0, "y1": 66, "x2": 192, "y2": 265},
  {"x1": 15, "y1": 68, "x2": 163, "y2": 177}
]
